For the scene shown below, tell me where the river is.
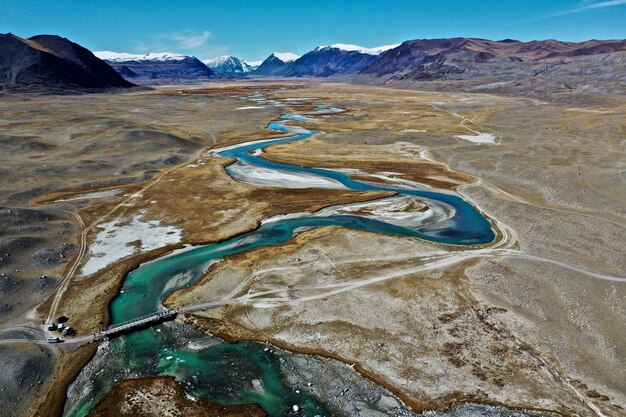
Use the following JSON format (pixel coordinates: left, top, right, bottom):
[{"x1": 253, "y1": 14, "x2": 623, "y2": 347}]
[{"x1": 63, "y1": 98, "x2": 495, "y2": 416}]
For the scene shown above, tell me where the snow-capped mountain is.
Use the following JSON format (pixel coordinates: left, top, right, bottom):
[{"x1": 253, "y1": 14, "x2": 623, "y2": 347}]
[
  {"x1": 203, "y1": 56, "x2": 255, "y2": 75},
  {"x1": 94, "y1": 50, "x2": 216, "y2": 82},
  {"x1": 253, "y1": 45, "x2": 401, "y2": 77},
  {"x1": 272, "y1": 52, "x2": 300, "y2": 62},
  {"x1": 253, "y1": 52, "x2": 301, "y2": 75},
  {"x1": 280, "y1": 44, "x2": 393, "y2": 77}
]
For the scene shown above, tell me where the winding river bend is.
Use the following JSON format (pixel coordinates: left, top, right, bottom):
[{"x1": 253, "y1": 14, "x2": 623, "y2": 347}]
[{"x1": 64, "y1": 99, "x2": 495, "y2": 416}]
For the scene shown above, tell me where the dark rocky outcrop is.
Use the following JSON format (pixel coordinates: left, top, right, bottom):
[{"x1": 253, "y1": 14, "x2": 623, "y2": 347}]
[{"x1": 0, "y1": 33, "x2": 134, "y2": 90}]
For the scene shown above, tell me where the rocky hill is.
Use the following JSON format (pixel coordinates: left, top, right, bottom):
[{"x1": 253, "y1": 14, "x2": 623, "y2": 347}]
[
  {"x1": 0, "y1": 33, "x2": 134, "y2": 91},
  {"x1": 253, "y1": 52, "x2": 300, "y2": 76},
  {"x1": 356, "y1": 38, "x2": 626, "y2": 98},
  {"x1": 282, "y1": 45, "x2": 379, "y2": 77},
  {"x1": 359, "y1": 38, "x2": 626, "y2": 77}
]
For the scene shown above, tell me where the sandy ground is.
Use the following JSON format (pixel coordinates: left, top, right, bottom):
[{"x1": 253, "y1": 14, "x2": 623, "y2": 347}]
[
  {"x1": 227, "y1": 161, "x2": 348, "y2": 189},
  {"x1": 455, "y1": 133, "x2": 496, "y2": 144},
  {"x1": 81, "y1": 211, "x2": 182, "y2": 276},
  {"x1": 260, "y1": 195, "x2": 456, "y2": 233}
]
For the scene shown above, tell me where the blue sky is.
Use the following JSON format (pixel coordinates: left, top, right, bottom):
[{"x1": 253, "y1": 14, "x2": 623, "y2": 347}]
[{"x1": 2, "y1": 0, "x2": 625, "y2": 61}]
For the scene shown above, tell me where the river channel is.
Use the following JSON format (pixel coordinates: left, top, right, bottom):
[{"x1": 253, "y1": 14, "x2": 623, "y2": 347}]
[{"x1": 64, "y1": 99, "x2": 495, "y2": 416}]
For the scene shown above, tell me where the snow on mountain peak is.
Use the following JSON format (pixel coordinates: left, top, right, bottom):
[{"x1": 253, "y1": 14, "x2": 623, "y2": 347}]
[
  {"x1": 272, "y1": 52, "x2": 300, "y2": 62},
  {"x1": 204, "y1": 55, "x2": 236, "y2": 65},
  {"x1": 203, "y1": 55, "x2": 255, "y2": 73},
  {"x1": 94, "y1": 51, "x2": 188, "y2": 62},
  {"x1": 317, "y1": 43, "x2": 400, "y2": 55}
]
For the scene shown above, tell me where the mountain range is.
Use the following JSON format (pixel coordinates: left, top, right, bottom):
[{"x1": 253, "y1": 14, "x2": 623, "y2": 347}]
[
  {"x1": 95, "y1": 51, "x2": 216, "y2": 81},
  {"x1": 358, "y1": 37, "x2": 626, "y2": 78},
  {"x1": 2, "y1": 33, "x2": 624, "y2": 96},
  {"x1": 249, "y1": 38, "x2": 626, "y2": 80},
  {"x1": 355, "y1": 37, "x2": 626, "y2": 97}
]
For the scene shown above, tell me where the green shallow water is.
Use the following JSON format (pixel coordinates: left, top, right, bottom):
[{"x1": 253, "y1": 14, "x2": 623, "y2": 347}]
[
  {"x1": 64, "y1": 100, "x2": 496, "y2": 417},
  {"x1": 66, "y1": 322, "x2": 330, "y2": 416}
]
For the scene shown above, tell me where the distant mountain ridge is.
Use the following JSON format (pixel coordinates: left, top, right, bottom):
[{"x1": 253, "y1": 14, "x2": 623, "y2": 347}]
[
  {"x1": 317, "y1": 43, "x2": 400, "y2": 55},
  {"x1": 253, "y1": 44, "x2": 396, "y2": 77},
  {"x1": 95, "y1": 37, "x2": 626, "y2": 91},
  {"x1": 94, "y1": 51, "x2": 189, "y2": 62},
  {"x1": 359, "y1": 37, "x2": 626, "y2": 78},
  {"x1": 353, "y1": 37, "x2": 626, "y2": 98},
  {"x1": 281, "y1": 45, "x2": 378, "y2": 77},
  {"x1": 249, "y1": 38, "x2": 625, "y2": 81},
  {"x1": 96, "y1": 51, "x2": 216, "y2": 82},
  {"x1": 0, "y1": 33, "x2": 133, "y2": 90},
  {"x1": 2, "y1": 33, "x2": 624, "y2": 96}
]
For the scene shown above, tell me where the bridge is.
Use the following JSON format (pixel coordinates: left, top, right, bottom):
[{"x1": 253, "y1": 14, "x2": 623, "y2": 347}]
[
  {"x1": 87, "y1": 308, "x2": 180, "y2": 342},
  {"x1": 0, "y1": 308, "x2": 182, "y2": 347},
  {"x1": 0, "y1": 298, "x2": 239, "y2": 347}
]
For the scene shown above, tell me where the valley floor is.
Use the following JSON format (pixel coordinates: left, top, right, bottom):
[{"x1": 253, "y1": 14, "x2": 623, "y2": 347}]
[{"x1": 0, "y1": 81, "x2": 623, "y2": 417}]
